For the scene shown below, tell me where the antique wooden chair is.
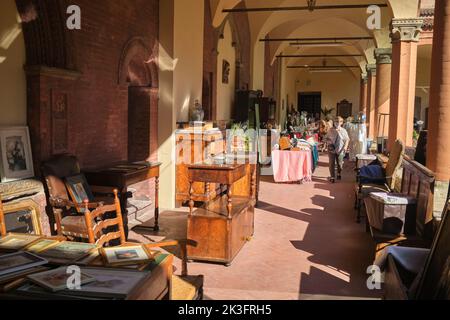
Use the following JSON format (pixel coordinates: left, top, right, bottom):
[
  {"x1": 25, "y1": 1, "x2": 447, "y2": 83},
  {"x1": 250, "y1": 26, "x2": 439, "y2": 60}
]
[
  {"x1": 82, "y1": 193, "x2": 204, "y2": 300},
  {"x1": 355, "y1": 139, "x2": 405, "y2": 222},
  {"x1": 0, "y1": 195, "x2": 6, "y2": 237},
  {"x1": 41, "y1": 154, "x2": 119, "y2": 238},
  {"x1": 384, "y1": 189, "x2": 450, "y2": 300}
]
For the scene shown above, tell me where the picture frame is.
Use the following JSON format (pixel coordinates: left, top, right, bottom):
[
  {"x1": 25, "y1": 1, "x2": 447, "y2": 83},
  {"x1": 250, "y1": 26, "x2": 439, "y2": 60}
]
[
  {"x1": 0, "y1": 127, "x2": 35, "y2": 183},
  {"x1": 27, "y1": 267, "x2": 96, "y2": 292},
  {"x1": 100, "y1": 245, "x2": 154, "y2": 267},
  {"x1": 0, "y1": 252, "x2": 48, "y2": 277},
  {"x1": 24, "y1": 239, "x2": 61, "y2": 254},
  {"x1": 39, "y1": 241, "x2": 98, "y2": 265},
  {"x1": 61, "y1": 267, "x2": 150, "y2": 299},
  {"x1": 65, "y1": 174, "x2": 94, "y2": 213},
  {"x1": 2, "y1": 200, "x2": 43, "y2": 235},
  {"x1": 0, "y1": 233, "x2": 42, "y2": 252}
]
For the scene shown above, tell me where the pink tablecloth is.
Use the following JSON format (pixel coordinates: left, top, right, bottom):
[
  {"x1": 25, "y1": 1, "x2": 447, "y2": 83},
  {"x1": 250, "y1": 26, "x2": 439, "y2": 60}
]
[{"x1": 272, "y1": 150, "x2": 313, "y2": 183}]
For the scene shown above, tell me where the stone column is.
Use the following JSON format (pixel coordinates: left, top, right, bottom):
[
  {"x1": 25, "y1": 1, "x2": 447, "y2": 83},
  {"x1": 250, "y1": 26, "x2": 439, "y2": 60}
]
[
  {"x1": 388, "y1": 18, "x2": 423, "y2": 149},
  {"x1": 374, "y1": 48, "x2": 392, "y2": 138},
  {"x1": 427, "y1": 0, "x2": 450, "y2": 218},
  {"x1": 366, "y1": 64, "x2": 377, "y2": 139},
  {"x1": 360, "y1": 74, "x2": 368, "y2": 114}
]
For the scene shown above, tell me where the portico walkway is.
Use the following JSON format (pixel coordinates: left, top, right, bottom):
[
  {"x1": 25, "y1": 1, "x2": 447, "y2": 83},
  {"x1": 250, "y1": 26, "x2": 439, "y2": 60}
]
[{"x1": 130, "y1": 156, "x2": 382, "y2": 300}]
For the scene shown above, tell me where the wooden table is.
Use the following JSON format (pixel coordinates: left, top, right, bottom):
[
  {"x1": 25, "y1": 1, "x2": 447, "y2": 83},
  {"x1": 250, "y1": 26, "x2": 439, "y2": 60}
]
[
  {"x1": 85, "y1": 162, "x2": 162, "y2": 237},
  {"x1": 187, "y1": 164, "x2": 246, "y2": 218},
  {"x1": 0, "y1": 240, "x2": 173, "y2": 300}
]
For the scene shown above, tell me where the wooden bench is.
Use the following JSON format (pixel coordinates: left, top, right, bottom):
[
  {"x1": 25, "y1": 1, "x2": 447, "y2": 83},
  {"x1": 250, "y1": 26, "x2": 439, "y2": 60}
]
[{"x1": 369, "y1": 156, "x2": 436, "y2": 256}]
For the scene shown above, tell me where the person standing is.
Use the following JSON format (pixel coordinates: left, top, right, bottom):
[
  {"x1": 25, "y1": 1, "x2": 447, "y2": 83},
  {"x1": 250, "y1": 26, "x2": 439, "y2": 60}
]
[{"x1": 325, "y1": 116, "x2": 350, "y2": 183}]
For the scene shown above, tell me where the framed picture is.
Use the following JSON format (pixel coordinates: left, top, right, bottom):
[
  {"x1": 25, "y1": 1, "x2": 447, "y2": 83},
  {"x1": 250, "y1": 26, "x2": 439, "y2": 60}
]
[
  {"x1": 0, "y1": 233, "x2": 42, "y2": 252},
  {"x1": 65, "y1": 174, "x2": 94, "y2": 212},
  {"x1": 39, "y1": 241, "x2": 98, "y2": 265},
  {"x1": 100, "y1": 245, "x2": 154, "y2": 267},
  {"x1": 0, "y1": 252, "x2": 48, "y2": 277},
  {"x1": 0, "y1": 127, "x2": 35, "y2": 183},
  {"x1": 0, "y1": 266, "x2": 49, "y2": 286},
  {"x1": 61, "y1": 267, "x2": 150, "y2": 299},
  {"x1": 24, "y1": 239, "x2": 61, "y2": 254},
  {"x1": 2, "y1": 200, "x2": 42, "y2": 235},
  {"x1": 27, "y1": 266, "x2": 96, "y2": 292}
]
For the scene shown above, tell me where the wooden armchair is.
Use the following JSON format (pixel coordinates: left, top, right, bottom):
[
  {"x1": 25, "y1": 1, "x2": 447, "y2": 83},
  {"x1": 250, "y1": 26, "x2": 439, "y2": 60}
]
[
  {"x1": 355, "y1": 139, "x2": 405, "y2": 223},
  {"x1": 384, "y1": 194, "x2": 450, "y2": 300},
  {"x1": 0, "y1": 195, "x2": 5, "y2": 237},
  {"x1": 41, "y1": 154, "x2": 121, "y2": 238}
]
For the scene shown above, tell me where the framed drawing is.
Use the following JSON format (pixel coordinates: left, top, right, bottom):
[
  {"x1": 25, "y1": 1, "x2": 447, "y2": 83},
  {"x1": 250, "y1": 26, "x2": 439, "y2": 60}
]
[
  {"x1": 100, "y1": 245, "x2": 154, "y2": 267},
  {"x1": 0, "y1": 233, "x2": 42, "y2": 252},
  {"x1": 27, "y1": 267, "x2": 96, "y2": 292},
  {"x1": 2, "y1": 200, "x2": 43, "y2": 235},
  {"x1": 65, "y1": 174, "x2": 94, "y2": 212},
  {"x1": 38, "y1": 241, "x2": 99, "y2": 265},
  {"x1": 0, "y1": 251, "x2": 48, "y2": 277},
  {"x1": 0, "y1": 127, "x2": 35, "y2": 183}
]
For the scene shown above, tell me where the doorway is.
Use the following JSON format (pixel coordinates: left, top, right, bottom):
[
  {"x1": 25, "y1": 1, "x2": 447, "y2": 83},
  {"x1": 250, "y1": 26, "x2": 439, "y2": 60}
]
[{"x1": 298, "y1": 92, "x2": 322, "y2": 118}]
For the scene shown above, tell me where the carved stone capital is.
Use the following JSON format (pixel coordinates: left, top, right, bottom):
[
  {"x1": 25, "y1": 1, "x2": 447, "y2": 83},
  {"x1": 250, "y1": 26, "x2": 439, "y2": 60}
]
[
  {"x1": 374, "y1": 48, "x2": 392, "y2": 64},
  {"x1": 366, "y1": 64, "x2": 377, "y2": 76},
  {"x1": 361, "y1": 74, "x2": 368, "y2": 84},
  {"x1": 390, "y1": 18, "x2": 424, "y2": 43}
]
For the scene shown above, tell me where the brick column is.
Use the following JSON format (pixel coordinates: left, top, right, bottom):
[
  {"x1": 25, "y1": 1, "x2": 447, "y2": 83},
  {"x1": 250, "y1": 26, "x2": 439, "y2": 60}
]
[
  {"x1": 427, "y1": 0, "x2": 450, "y2": 218},
  {"x1": 388, "y1": 18, "x2": 423, "y2": 149},
  {"x1": 366, "y1": 64, "x2": 377, "y2": 139},
  {"x1": 360, "y1": 74, "x2": 368, "y2": 114},
  {"x1": 374, "y1": 48, "x2": 392, "y2": 138}
]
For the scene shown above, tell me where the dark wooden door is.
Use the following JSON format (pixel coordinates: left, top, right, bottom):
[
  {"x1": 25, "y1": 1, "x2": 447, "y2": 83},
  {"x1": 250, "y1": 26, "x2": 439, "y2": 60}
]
[
  {"x1": 298, "y1": 92, "x2": 321, "y2": 117},
  {"x1": 128, "y1": 86, "x2": 152, "y2": 162},
  {"x1": 202, "y1": 72, "x2": 214, "y2": 121}
]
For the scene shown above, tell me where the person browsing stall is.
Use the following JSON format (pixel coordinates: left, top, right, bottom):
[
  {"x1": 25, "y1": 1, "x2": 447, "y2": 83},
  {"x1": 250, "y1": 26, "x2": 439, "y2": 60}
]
[{"x1": 325, "y1": 116, "x2": 350, "y2": 183}]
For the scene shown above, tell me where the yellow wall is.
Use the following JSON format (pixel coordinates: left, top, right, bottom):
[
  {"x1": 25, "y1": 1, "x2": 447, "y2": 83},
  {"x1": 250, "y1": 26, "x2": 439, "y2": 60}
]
[
  {"x1": 216, "y1": 21, "x2": 236, "y2": 121},
  {"x1": 416, "y1": 53, "x2": 432, "y2": 122},
  {"x1": 0, "y1": 0, "x2": 26, "y2": 126},
  {"x1": 285, "y1": 68, "x2": 360, "y2": 119}
]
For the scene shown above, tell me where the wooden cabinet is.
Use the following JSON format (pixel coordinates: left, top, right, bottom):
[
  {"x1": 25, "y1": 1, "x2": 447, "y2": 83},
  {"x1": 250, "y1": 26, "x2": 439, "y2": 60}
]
[
  {"x1": 186, "y1": 164, "x2": 255, "y2": 266},
  {"x1": 175, "y1": 129, "x2": 225, "y2": 206},
  {"x1": 187, "y1": 197, "x2": 254, "y2": 265}
]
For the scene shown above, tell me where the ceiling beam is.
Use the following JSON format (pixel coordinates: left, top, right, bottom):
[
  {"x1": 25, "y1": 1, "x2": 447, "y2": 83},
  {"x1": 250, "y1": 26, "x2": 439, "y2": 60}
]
[
  {"x1": 261, "y1": 36, "x2": 373, "y2": 42},
  {"x1": 277, "y1": 54, "x2": 364, "y2": 58},
  {"x1": 287, "y1": 65, "x2": 362, "y2": 69},
  {"x1": 223, "y1": 4, "x2": 388, "y2": 13}
]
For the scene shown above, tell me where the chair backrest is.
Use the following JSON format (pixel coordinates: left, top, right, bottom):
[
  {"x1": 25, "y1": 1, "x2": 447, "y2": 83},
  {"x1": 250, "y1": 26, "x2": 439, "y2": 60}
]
[
  {"x1": 400, "y1": 157, "x2": 435, "y2": 238},
  {"x1": 83, "y1": 190, "x2": 126, "y2": 247},
  {"x1": 386, "y1": 140, "x2": 405, "y2": 189},
  {"x1": 41, "y1": 154, "x2": 81, "y2": 203},
  {"x1": 0, "y1": 195, "x2": 6, "y2": 237},
  {"x1": 415, "y1": 196, "x2": 450, "y2": 299}
]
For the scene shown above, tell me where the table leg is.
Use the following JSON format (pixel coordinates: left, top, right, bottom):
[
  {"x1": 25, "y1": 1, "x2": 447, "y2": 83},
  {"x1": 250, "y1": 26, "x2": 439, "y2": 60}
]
[
  {"x1": 189, "y1": 182, "x2": 195, "y2": 215},
  {"x1": 154, "y1": 176, "x2": 160, "y2": 231},
  {"x1": 227, "y1": 184, "x2": 232, "y2": 218},
  {"x1": 120, "y1": 187, "x2": 129, "y2": 240}
]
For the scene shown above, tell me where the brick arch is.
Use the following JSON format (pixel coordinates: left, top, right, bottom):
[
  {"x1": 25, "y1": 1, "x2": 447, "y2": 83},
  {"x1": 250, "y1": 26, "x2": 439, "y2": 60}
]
[
  {"x1": 118, "y1": 37, "x2": 158, "y2": 88},
  {"x1": 15, "y1": 0, "x2": 74, "y2": 69}
]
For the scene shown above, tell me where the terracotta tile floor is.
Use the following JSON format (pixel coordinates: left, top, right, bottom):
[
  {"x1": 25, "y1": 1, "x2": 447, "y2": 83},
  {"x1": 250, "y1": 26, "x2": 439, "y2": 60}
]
[{"x1": 129, "y1": 155, "x2": 382, "y2": 300}]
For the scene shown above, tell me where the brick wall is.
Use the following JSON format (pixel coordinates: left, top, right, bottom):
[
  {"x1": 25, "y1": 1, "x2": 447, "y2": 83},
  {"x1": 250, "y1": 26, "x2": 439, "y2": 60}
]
[{"x1": 20, "y1": 0, "x2": 159, "y2": 170}]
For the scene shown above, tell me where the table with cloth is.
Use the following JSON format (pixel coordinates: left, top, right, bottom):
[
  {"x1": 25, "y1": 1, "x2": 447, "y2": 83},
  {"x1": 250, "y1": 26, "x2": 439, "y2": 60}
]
[{"x1": 272, "y1": 150, "x2": 313, "y2": 183}]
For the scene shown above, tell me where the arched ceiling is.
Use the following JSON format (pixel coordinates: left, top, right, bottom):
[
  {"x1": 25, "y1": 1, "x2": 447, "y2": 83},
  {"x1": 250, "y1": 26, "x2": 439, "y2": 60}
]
[{"x1": 212, "y1": 0, "x2": 421, "y2": 71}]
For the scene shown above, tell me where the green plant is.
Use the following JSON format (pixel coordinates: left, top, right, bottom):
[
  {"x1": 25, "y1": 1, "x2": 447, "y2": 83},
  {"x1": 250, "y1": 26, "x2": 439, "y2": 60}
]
[{"x1": 321, "y1": 107, "x2": 335, "y2": 119}]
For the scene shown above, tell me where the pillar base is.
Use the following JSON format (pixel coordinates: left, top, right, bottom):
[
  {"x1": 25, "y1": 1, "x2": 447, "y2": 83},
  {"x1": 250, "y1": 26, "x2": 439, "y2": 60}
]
[{"x1": 433, "y1": 180, "x2": 450, "y2": 219}]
